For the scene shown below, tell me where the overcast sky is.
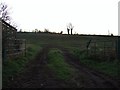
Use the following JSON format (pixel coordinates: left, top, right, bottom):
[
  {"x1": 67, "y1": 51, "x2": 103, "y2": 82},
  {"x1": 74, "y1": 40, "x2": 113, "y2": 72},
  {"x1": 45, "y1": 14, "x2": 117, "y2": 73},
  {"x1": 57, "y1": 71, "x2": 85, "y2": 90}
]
[{"x1": 1, "y1": 0, "x2": 120, "y2": 35}]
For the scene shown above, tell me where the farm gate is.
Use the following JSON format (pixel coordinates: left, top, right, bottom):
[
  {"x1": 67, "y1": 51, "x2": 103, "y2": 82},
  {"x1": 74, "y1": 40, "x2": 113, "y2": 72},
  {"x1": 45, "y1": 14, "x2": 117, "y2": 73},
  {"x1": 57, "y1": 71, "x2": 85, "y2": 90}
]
[
  {"x1": 2, "y1": 20, "x2": 26, "y2": 61},
  {"x1": 87, "y1": 40, "x2": 117, "y2": 61}
]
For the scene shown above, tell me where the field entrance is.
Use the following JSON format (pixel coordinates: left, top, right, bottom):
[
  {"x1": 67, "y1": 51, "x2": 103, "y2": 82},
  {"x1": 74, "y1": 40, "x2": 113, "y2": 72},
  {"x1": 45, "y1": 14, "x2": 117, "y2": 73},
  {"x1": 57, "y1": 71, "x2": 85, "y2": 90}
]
[
  {"x1": 3, "y1": 33, "x2": 120, "y2": 88},
  {"x1": 4, "y1": 44, "x2": 119, "y2": 88}
]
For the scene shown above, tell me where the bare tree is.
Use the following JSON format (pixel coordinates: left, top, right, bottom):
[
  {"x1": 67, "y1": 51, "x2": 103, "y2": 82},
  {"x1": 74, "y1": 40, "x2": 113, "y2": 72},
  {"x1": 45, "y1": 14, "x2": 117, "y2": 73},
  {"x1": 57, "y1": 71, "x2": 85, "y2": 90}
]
[
  {"x1": 67, "y1": 27, "x2": 70, "y2": 35},
  {"x1": 67, "y1": 23, "x2": 74, "y2": 35},
  {"x1": 0, "y1": 2, "x2": 11, "y2": 22},
  {"x1": 11, "y1": 21, "x2": 18, "y2": 28},
  {"x1": 35, "y1": 29, "x2": 39, "y2": 33},
  {"x1": 0, "y1": 2, "x2": 18, "y2": 29},
  {"x1": 19, "y1": 29, "x2": 22, "y2": 32},
  {"x1": 44, "y1": 28, "x2": 49, "y2": 33}
]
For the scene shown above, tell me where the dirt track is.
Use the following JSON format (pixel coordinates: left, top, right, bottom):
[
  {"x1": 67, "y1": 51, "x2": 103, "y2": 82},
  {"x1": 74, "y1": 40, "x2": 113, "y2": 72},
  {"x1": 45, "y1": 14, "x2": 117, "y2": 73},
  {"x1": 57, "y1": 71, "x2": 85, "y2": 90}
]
[{"x1": 6, "y1": 45, "x2": 120, "y2": 88}]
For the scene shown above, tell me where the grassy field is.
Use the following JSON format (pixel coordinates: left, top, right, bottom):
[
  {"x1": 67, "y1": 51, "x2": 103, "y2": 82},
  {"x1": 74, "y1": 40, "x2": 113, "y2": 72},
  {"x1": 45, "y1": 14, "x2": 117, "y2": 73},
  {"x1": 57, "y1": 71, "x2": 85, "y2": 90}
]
[
  {"x1": 16, "y1": 32, "x2": 119, "y2": 77},
  {"x1": 16, "y1": 32, "x2": 118, "y2": 48},
  {"x1": 3, "y1": 32, "x2": 119, "y2": 86}
]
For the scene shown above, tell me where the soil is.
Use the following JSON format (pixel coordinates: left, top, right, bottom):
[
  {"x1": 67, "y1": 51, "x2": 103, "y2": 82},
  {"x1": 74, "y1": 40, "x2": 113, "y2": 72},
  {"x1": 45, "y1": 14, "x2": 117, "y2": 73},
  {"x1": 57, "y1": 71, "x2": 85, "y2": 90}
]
[{"x1": 4, "y1": 44, "x2": 120, "y2": 88}]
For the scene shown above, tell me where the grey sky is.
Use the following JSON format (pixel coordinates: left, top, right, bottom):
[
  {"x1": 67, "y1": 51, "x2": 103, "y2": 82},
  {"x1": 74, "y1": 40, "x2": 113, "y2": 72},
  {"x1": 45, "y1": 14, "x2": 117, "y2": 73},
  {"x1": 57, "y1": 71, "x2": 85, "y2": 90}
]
[{"x1": 1, "y1": 0, "x2": 119, "y2": 35}]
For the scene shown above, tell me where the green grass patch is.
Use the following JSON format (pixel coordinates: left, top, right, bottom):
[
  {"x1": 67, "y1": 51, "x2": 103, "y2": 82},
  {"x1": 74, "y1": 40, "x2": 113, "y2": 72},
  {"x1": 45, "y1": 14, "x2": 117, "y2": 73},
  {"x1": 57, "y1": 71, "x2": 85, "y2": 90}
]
[
  {"x1": 47, "y1": 48, "x2": 75, "y2": 80},
  {"x1": 2, "y1": 44, "x2": 41, "y2": 87},
  {"x1": 71, "y1": 48, "x2": 119, "y2": 78},
  {"x1": 80, "y1": 59, "x2": 119, "y2": 78}
]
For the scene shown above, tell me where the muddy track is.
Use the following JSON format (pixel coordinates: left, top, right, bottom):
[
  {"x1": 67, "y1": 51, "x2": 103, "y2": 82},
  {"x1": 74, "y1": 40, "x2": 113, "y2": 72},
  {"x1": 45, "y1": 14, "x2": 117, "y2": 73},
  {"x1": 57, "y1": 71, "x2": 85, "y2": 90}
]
[
  {"x1": 6, "y1": 45, "x2": 120, "y2": 88},
  {"x1": 7, "y1": 45, "x2": 66, "y2": 88},
  {"x1": 58, "y1": 47, "x2": 120, "y2": 88},
  {"x1": 46, "y1": 45, "x2": 120, "y2": 88}
]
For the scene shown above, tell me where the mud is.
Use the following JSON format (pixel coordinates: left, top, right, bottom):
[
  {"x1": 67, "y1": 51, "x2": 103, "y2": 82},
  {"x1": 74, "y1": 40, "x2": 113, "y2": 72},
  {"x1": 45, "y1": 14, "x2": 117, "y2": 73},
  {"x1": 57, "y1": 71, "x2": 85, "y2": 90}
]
[{"x1": 4, "y1": 44, "x2": 120, "y2": 88}]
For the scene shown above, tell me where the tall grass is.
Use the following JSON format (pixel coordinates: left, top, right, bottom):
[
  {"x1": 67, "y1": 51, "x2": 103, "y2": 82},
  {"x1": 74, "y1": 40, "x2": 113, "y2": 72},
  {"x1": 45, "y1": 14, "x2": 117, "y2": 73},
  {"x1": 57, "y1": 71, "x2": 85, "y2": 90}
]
[
  {"x1": 71, "y1": 48, "x2": 119, "y2": 79},
  {"x1": 2, "y1": 44, "x2": 41, "y2": 87}
]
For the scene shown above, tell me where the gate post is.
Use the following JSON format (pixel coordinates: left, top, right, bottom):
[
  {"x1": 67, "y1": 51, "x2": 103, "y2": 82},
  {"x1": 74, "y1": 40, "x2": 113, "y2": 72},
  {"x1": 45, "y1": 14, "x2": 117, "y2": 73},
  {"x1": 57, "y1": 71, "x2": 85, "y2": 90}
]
[
  {"x1": 116, "y1": 36, "x2": 120, "y2": 81},
  {"x1": 0, "y1": 18, "x2": 2, "y2": 89},
  {"x1": 118, "y1": 1, "x2": 120, "y2": 80},
  {"x1": 117, "y1": 37, "x2": 120, "y2": 60},
  {"x1": 118, "y1": 1, "x2": 120, "y2": 60}
]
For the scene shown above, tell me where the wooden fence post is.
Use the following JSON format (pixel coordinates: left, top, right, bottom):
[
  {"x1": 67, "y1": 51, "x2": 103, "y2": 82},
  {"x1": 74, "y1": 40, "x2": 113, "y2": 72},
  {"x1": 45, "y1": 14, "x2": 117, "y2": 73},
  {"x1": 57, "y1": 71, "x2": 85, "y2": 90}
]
[
  {"x1": 86, "y1": 39, "x2": 92, "y2": 57},
  {"x1": 0, "y1": 19, "x2": 2, "y2": 61},
  {"x1": 116, "y1": 37, "x2": 120, "y2": 80},
  {"x1": 104, "y1": 42, "x2": 105, "y2": 57},
  {"x1": 117, "y1": 37, "x2": 120, "y2": 60},
  {"x1": 0, "y1": 18, "x2": 2, "y2": 90},
  {"x1": 94, "y1": 42, "x2": 96, "y2": 59},
  {"x1": 118, "y1": 1, "x2": 120, "y2": 80},
  {"x1": 24, "y1": 39, "x2": 26, "y2": 56}
]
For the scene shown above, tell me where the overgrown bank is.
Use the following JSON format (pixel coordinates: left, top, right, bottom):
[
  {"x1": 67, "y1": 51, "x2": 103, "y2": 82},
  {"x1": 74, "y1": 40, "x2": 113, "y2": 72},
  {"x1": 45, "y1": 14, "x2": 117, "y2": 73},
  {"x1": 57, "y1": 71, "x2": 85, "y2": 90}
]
[
  {"x1": 2, "y1": 44, "x2": 41, "y2": 87},
  {"x1": 70, "y1": 48, "x2": 119, "y2": 79}
]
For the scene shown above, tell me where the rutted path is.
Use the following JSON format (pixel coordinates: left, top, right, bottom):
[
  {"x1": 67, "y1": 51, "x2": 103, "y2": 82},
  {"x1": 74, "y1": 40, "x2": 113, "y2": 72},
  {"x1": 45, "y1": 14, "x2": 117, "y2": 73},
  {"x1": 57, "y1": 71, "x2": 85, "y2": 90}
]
[
  {"x1": 7, "y1": 45, "x2": 120, "y2": 88},
  {"x1": 8, "y1": 45, "x2": 67, "y2": 88},
  {"x1": 59, "y1": 46, "x2": 120, "y2": 88}
]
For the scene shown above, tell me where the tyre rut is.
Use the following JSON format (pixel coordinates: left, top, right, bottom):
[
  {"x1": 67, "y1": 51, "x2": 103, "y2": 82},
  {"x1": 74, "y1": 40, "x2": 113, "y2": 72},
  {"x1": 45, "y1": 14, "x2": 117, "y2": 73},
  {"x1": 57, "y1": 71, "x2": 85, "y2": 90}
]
[
  {"x1": 7, "y1": 45, "x2": 120, "y2": 88},
  {"x1": 58, "y1": 46, "x2": 120, "y2": 88}
]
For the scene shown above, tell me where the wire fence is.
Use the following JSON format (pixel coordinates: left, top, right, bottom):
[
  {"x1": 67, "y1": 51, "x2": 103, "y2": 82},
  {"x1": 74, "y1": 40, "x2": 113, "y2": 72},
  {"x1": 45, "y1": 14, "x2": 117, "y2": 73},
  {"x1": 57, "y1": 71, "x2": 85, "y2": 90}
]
[{"x1": 86, "y1": 40, "x2": 117, "y2": 61}]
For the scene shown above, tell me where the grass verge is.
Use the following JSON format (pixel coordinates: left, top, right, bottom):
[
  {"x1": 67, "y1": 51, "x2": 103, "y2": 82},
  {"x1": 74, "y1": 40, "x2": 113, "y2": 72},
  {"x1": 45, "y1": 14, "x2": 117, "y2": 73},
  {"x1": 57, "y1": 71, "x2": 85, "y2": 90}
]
[
  {"x1": 71, "y1": 48, "x2": 119, "y2": 79},
  {"x1": 47, "y1": 48, "x2": 75, "y2": 81},
  {"x1": 2, "y1": 44, "x2": 41, "y2": 87}
]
